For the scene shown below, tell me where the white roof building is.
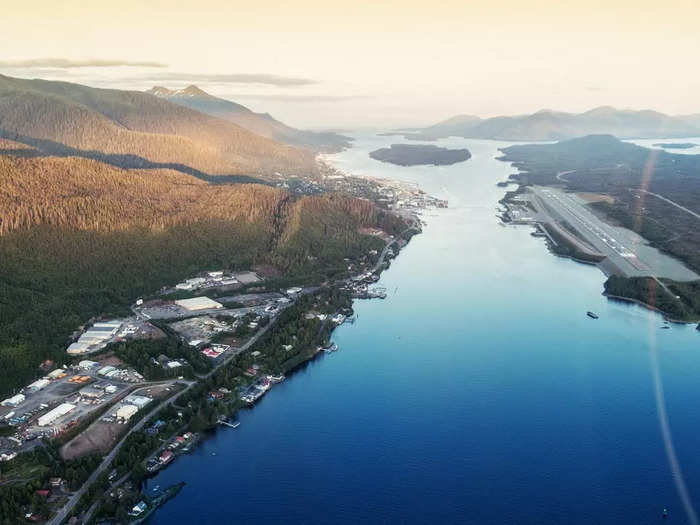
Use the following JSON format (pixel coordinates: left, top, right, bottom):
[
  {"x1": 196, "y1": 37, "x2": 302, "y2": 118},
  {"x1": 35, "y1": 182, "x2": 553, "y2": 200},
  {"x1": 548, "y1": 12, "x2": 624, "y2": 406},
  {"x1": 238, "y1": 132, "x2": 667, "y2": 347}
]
[
  {"x1": 1, "y1": 394, "x2": 25, "y2": 407},
  {"x1": 67, "y1": 342, "x2": 91, "y2": 355},
  {"x1": 38, "y1": 403, "x2": 75, "y2": 426},
  {"x1": 47, "y1": 369, "x2": 66, "y2": 379},
  {"x1": 78, "y1": 360, "x2": 98, "y2": 369},
  {"x1": 175, "y1": 297, "x2": 223, "y2": 311},
  {"x1": 98, "y1": 366, "x2": 117, "y2": 376},
  {"x1": 27, "y1": 379, "x2": 50, "y2": 392},
  {"x1": 116, "y1": 404, "x2": 138, "y2": 421},
  {"x1": 124, "y1": 395, "x2": 151, "y2": 408}
]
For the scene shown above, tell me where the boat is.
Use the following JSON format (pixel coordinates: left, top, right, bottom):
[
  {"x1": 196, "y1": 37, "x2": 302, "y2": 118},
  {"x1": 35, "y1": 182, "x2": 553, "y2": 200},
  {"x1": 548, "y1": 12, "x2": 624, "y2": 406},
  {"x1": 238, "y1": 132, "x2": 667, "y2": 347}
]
[{"x1": 587, "y1": 311, "x2": 599, "y2": 319}]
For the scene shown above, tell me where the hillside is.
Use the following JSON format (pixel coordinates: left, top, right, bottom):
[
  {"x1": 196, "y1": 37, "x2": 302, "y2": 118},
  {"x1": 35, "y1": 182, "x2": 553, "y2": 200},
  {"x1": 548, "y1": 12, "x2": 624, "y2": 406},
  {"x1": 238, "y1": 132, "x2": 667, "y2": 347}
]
[
  {"x1": 0, "y1": 74, "x2": 316, "y2": 179},
  {"x1": 0, "y1": 141, "x2": 404, "y2": 397},
  {"x1": 411, "y1": 107, "x2": 700, "y2": 141},
  {"x1": 147, "y1": 85, "x2": 351, "y2": 152}
]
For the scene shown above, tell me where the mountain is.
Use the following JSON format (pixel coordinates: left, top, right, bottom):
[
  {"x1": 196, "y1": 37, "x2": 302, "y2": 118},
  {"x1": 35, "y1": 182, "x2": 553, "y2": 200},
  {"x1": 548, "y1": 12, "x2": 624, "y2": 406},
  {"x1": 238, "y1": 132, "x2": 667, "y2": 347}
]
[
  {"x1": 0, "y1": 74, "x2": 316, "y2": 179},
  {"x1": 679, "y1": 113, "x2": 700, "y2": 130},
  {"x1": 0, "y1": 135, "x2": 404, "y2": 396},
  {"x1": 412, "y1": 107, "x2": 700, "y2": 141},
  {"x1": 146, "y1": 85, "x2": 351, "y2": 152}
]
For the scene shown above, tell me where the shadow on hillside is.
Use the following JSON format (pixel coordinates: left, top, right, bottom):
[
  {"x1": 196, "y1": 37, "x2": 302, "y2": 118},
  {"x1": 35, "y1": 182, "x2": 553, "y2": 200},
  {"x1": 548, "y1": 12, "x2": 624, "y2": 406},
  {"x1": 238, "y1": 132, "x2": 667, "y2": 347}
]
[{"x1": 0, "y1": 129, "x2": 267, "y2": 186}]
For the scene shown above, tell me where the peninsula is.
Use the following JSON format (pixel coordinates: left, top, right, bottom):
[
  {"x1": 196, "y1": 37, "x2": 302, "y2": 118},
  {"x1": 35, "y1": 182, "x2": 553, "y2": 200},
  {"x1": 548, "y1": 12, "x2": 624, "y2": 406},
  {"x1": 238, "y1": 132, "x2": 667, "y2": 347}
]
[{"x1": 369, "y1": 144, "x2": 471, "y2": 166}]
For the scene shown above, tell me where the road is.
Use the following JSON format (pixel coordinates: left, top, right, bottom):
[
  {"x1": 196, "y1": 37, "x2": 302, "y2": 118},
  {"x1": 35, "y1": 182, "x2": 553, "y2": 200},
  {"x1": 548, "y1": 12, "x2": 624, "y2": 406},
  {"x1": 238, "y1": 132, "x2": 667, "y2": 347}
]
[
  {"x1": 49, "y1": 312, "x2": 282, "y2": 525},
  {"x1": 49, "y1": 229, "x2": 411, "y2": 523},
  {"x1": 372, "y1": 223, "x2": 420, "y2": 273},
  {"x1": 634, "y1": 189, "x2": 700, "y2": 221},
  {"x1": 47, "y1": 381, "x2": 194, "y2": 525}
]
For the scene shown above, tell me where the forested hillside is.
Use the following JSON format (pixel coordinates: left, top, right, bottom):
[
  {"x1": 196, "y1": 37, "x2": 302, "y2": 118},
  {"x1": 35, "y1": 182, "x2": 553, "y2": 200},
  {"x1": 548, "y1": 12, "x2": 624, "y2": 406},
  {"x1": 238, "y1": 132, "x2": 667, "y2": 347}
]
[
  {"x1": 0, "y1": 148, "x2": 404, "y2": 397},
  {"x1": 0, "y1": 74, "x2": 316, "y2": 178}
]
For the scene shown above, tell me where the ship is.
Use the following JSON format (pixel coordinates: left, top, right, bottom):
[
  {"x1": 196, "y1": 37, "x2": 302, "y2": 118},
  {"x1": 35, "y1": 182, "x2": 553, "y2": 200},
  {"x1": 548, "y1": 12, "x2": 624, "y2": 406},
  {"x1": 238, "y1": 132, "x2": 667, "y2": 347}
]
[{"x1": 587, "y1": 311, "x2": 599, "y2": 319}]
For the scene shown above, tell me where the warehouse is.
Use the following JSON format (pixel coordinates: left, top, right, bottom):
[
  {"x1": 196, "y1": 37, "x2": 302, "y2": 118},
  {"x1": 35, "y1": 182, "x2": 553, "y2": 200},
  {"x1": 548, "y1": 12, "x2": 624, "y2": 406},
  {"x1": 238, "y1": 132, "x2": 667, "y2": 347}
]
[
  {"x1": 175, "y1": 297, "x2": 223, "y2": 311},
  {"x1": 1, "y1": 394, "x2": 25, "y2": 407},
  {"x1": 116, "y1": 404, "x2": 138, "y2": 422},
  {"x1": 67, "y1": 342, "x2": 91, "y2": 355},
  {"x1": 38, "y1": 403, "x2": 76, "y2": 426},
  {"x1": 47, "y1": 369, "x2": 67, "y2": 379},
  {"x1": 27, "y1": 379, "x2": 50, "y2": 392},
  {"x1": 98, "y1": 366, "x2": 117, "y2": 377},
  {"x1": 124, "y1": 395, "x2": 152, "y2": 409}
]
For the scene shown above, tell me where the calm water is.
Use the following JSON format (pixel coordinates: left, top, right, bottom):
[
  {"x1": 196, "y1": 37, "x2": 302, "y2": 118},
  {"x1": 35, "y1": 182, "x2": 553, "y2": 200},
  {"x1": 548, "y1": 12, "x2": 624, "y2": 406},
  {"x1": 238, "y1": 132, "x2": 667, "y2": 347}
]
[{"x1": 148, "y1": 133, "x2": 700, "y2": 524}]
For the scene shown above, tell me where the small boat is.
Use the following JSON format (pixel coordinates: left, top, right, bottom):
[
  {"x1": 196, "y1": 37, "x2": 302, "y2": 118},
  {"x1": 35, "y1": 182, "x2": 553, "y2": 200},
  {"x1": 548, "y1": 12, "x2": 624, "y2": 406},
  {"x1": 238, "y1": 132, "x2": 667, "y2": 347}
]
[
  {"x1": 587, "y1": 311, "x2": 599, "y2": 319},
  {"x1": 661, "y1": 326, "x2": 670, "y2": 330}
]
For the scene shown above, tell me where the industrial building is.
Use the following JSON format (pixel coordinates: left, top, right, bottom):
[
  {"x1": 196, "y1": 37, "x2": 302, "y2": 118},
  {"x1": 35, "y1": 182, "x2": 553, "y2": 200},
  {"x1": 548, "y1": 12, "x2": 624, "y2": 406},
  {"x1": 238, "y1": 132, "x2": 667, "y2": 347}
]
[
  {"x1": 124, "y1": 395, "x2": 151, "y2": 409},
  {"x1": 98, "y1": 366, "x2": 117, "y2": 377},
  {"x1": 116, "y1": 404, "x2": 138, "y2": 421},
  {"x1": 38, "y1": 403, "x2": 76, "y2": 426},
  {"x1": 66, "y1": 320, "x2": 122, "y2": 355},
  {"x1": 1, "y1": 394, "x2": 25, "y2": 407},
  {"x1": 175, "y1": 296, "x2": 223, "y2": 311},
  {"x1": 27, "y1": 379, "x2": 50, "y2": 392}
]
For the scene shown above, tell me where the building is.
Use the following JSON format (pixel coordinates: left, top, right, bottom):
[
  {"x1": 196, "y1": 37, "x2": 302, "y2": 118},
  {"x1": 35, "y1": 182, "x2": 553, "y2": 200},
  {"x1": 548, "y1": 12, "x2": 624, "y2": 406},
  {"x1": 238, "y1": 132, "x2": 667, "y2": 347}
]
[
  {"x1": 234, "y1": 271, "x2": 261, "y2": 284},
  {"x1": 159, "y1": 450, "x2": 173, "y2": 464},
  {"x1": 105, "y1": 385, "x2": 118, "y2": 394},
  {"x1": 78, "y1": 360, "x2": 98, "y2": 369},
  {"x1": 98, "y1": 366, "x2": 117, "y2": 377},
  {"x1": 124, "y1": 395, "x2": 151, "y2": 409},
  {"x1": 47, "y1": 369, "x2": 67, "y2": 379},
  {"x1": 175, "y1": 296, "x2": 223, "y2": 311},
  {"x1": 38, "y1": 403, "x2": 75, "y2": 426},
  {"x1": 286, "y1": 287, "x2": 303, "y2": 295},
  {"x1": 67, "y1": 342, "x2": 91, "y2": 355},
  {"x1": 27, "y1": 379, "x2": 50, "y2": 392},
  {"x1": 116, "y1": 404, "x2": 138, "y2": 421},
  {"x1": 1, "y1": 394, "x2": 25, "y2": 407},
  {"x1": 129, "y1": 501, "x2": 147, "y2": 517}
]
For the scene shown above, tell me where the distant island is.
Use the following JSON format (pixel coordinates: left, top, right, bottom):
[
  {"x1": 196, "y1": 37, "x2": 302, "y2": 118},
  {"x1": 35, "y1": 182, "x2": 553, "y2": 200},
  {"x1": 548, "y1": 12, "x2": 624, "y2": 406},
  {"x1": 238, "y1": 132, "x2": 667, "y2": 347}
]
[
  {"x1": 652, "y1": 142, "x2": 698, "y2": 149},
  {"x1": 369, "y1": 144, "x2": 471, "y2": 166}
]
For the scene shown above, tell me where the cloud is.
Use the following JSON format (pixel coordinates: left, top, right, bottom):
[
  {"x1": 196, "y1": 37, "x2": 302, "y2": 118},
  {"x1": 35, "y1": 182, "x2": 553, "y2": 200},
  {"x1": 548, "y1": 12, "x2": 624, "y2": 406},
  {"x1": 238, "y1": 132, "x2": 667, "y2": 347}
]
[
  {"x1": 0, "y1": 58, "x2": 167, "y2": 69},
  {"x1": 146, "y1": 72, "x2": 318, "y2": 87}
]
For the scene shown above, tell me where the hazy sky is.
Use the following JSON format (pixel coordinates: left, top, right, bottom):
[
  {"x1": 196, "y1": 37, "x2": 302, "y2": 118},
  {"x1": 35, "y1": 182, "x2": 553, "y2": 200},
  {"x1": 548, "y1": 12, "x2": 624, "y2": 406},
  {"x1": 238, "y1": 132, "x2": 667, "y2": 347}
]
[{"x1": 3, "y1": 0, "x2": 700, "y2": 129}]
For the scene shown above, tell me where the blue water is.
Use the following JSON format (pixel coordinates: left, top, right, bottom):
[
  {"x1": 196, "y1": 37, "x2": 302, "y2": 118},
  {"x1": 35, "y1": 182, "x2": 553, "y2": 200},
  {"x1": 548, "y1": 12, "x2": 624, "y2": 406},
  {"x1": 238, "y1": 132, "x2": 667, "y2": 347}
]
[{"x1": 148, "y1": 134, "x2": 700, "y2": 524}]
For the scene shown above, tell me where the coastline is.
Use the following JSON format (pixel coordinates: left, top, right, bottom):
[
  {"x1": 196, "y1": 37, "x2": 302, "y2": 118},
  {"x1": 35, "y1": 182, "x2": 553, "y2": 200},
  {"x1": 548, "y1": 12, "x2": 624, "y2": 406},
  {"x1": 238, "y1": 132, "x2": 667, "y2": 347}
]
[{"x1": 63, "y1": 167, "x2": 430, "y2": 523}]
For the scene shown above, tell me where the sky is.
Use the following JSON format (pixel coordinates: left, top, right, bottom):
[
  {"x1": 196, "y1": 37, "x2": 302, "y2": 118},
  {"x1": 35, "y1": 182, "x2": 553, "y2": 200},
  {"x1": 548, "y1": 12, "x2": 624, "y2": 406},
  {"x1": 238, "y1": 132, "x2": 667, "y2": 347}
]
[{"x1": 2, "y1": 0, "x2": 700, "y2": 129}]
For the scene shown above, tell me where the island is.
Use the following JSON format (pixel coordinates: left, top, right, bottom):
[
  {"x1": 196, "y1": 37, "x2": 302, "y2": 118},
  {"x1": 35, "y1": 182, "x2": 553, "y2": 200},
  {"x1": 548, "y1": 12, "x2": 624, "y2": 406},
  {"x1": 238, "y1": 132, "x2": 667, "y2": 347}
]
[
  {"x1": 652, "y1": 142, "x2": 698, "y2": 149},
  {"x1": 369, "y1": 144, "x2": 471, "y2": 166}
]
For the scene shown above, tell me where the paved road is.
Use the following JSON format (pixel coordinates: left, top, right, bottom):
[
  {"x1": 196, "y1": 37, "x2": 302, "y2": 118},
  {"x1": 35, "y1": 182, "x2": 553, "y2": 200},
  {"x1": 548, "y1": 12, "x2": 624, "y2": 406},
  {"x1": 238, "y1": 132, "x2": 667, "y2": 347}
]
[
  {"x1": 49, "y1": 234, "x2": 409, "y2": 523},
  {"x1": 47, "y1": 381, "x2": 194, "y2": 525},
  {"x1": 49, "y1": 313, "x2": 282, "y2": 525},
  {"x1": 634, "y1": 189, "x2": 700, "y2": 221}
]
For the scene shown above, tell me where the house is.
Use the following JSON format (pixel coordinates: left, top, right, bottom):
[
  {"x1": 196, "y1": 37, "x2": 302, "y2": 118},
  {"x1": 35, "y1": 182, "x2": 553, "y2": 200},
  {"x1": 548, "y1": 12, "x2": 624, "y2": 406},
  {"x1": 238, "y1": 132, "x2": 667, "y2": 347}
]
[
  {"x1": 49, "y1": 477, "x2": 63, "y2": 487},
  {"x1": 159, "y1": 450, "x2": 174, "y2": 464},
  {"x1": 129, "y1": 501, "x2": 148, "y2": 517}
]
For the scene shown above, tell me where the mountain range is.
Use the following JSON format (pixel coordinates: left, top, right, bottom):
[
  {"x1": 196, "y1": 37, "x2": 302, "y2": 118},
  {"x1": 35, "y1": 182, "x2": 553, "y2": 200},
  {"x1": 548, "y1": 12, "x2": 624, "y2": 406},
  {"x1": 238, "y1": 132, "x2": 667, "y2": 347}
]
[
  {"x1": 147, "y1": 85, "x2": 351, "y2": 152},
  {"x1": 407, "y1": 107, "x2": 700, "y2": 141},
  {"x1": 0, "y1": 74, "x2": 316, "y2": 179}
]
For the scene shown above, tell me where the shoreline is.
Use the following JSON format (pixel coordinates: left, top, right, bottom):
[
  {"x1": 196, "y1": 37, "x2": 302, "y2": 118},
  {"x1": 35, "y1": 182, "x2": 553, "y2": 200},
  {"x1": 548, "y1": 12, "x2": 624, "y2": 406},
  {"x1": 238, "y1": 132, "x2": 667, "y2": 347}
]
[
  {"x1": 602, "y1": 293, "x2": 700, "y2": 324},
  {"x1": 67, "y1": 166, "x2": 431, "y2": 523}
]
